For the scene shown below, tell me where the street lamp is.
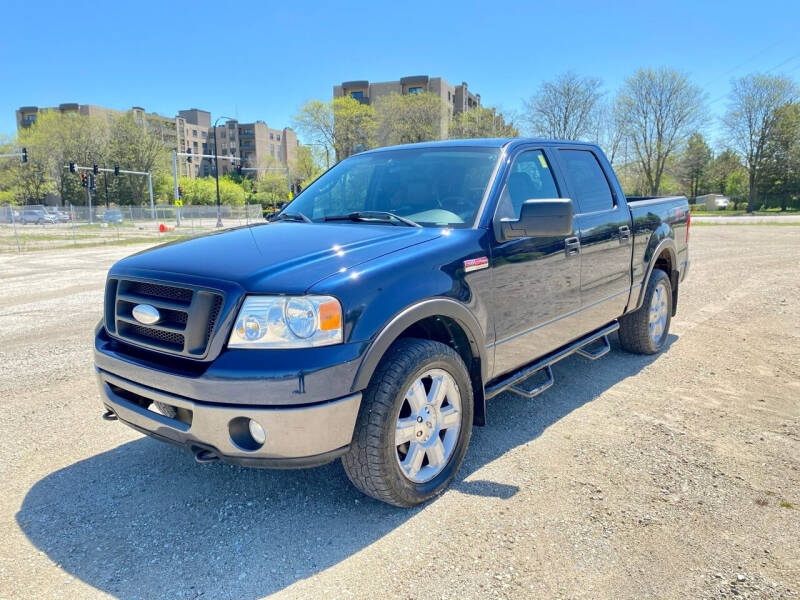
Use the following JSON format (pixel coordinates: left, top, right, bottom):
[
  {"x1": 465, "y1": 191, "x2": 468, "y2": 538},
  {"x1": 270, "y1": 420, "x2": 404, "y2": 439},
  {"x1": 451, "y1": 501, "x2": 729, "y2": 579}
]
[{"x1": 213, "y1": 115, "x2": 235, "y2": 227}]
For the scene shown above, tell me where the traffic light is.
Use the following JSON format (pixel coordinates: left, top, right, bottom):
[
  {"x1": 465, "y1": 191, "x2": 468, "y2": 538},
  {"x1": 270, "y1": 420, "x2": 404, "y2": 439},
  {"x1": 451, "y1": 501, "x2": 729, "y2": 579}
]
[
  {"x1": 114, "y1": 164, "x2": 120, "y2": 176},
  {"x1": 69, "y1": 162, "x2": 77, "y2": 173},
  {"x1": 89, "y1": 174, "x2": 96, "y2": 191},
  {"x1": 186, "y1": 148, "x2": 192, "y2": 163},
  {"x1": 235, "y1": 163, "x2": 242, "y2": 175},
  {"x1": 81, "y1": 173, "x2": 88, "y2": 188},
  {"x1": 93, "y1": 164, "x2": 99, "y2": 175},
  {"x1": 21, "y1": 148, "x2": 27, "y2": 163},
  {"x1": 178, "y1": 186, "x2": 183, "y2": 199}
]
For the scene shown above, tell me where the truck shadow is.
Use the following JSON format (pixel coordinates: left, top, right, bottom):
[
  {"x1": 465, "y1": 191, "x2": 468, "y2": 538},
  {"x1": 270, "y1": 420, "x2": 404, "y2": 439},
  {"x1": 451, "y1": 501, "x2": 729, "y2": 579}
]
[{"x1": 17, "y1": 334, "x2": 675, "y2": 599}]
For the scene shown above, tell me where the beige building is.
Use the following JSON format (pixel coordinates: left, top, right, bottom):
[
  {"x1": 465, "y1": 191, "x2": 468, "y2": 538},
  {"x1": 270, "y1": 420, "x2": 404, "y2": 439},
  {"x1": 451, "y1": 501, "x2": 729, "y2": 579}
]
[
  {"x1": 16, "y1": 104, "x2": 298, "y2": 179},
  {"x1": 333, "y1": 75, "x2": 481, "y2": 115},
  {"x1": 16, "y1": 103, "x2": 187, "y2": 152}
]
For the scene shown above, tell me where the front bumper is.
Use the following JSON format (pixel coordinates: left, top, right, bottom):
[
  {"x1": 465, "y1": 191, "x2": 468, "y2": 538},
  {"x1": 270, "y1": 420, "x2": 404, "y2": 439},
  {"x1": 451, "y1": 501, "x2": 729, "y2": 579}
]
[{"x1": 96, "y1": 368, "x2": 362, "y2": 468}]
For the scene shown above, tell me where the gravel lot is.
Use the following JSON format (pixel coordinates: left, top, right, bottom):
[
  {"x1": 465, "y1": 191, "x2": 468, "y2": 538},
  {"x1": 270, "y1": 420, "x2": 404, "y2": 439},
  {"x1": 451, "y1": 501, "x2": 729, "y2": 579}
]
[{"x1": 1, "y1": 225, "x2": 798, "y2": 599}]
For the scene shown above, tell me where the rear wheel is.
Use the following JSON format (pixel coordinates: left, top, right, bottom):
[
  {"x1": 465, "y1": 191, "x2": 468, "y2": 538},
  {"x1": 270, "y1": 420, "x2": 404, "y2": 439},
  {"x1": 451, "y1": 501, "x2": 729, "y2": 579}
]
[
  {"x1": 619, "y1": 268, "x2": 672, "y2": 354},
  {"x1": 342, "y1": 338, "x2": 473, "y2": 507}
]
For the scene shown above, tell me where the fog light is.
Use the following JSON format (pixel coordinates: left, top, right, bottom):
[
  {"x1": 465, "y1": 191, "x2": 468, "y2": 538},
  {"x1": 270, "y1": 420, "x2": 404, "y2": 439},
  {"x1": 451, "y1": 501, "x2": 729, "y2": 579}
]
[{"x1": 248, "y1": 419, "x2": 266, "y2": 445}]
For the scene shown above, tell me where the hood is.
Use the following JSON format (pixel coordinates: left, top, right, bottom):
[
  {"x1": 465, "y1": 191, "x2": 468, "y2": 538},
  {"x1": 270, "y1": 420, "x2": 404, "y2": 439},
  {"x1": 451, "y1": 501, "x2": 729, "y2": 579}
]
[{"x1": 112, "y1": 221, "x2": 444, "y2": 293}]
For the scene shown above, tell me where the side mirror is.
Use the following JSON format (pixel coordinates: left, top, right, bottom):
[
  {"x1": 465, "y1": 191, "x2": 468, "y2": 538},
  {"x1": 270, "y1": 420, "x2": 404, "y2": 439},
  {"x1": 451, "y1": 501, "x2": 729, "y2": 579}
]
[{"x1": 497, "y1": 198, "x2": 574, "y2": 240}]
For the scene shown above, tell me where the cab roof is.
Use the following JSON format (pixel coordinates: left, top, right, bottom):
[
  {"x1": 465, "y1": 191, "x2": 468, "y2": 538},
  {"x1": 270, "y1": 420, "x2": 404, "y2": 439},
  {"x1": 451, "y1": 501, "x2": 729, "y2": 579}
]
[{"x1": 359, "y1": 137, "x2": 600, "y2": 154}]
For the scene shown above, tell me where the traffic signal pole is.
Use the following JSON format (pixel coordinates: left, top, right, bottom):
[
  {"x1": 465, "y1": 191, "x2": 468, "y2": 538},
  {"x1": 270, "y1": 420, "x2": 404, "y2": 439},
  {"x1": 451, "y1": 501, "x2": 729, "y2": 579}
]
[{"x1": 64, "y1": 164, "x2": 155, "y2": 219}]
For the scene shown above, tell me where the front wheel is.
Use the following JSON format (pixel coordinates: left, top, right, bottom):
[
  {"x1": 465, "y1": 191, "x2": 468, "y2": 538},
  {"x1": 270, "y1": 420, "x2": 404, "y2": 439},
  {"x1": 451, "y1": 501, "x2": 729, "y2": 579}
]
[
  {"x1": 342, "y1": 338, "x2": 473, "y2": 507},
  {"x1": 619, "y1": 268, "x2": 672, "y2": 354}
]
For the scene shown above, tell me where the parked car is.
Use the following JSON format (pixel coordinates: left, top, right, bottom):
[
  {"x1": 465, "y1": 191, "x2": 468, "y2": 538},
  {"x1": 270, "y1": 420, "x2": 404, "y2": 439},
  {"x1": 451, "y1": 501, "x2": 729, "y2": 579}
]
[
  {"x1": 0, "y1": 206, "x2": 20, "y2": 223},
  {"x1": 47, "y1": 208, "x2": 71, "y2": 223},
  {"x1": 102, "y1": 209, "x2": 124, "y2": 224},
  {"x1": 95, "y1": 138, "x2": 690, "y2": 506},
  {"x1": 20, "y1": 209, "x2": 56, "y2": 225}
]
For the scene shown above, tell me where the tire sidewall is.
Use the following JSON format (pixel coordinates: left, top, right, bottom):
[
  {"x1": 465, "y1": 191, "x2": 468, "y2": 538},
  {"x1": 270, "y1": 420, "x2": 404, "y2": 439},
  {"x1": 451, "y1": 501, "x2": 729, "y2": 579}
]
[
  {"x1": 647, "y1": 270, "x2": 672, "y2": 352},
  {"x1": 382, "y1": 352, "x2": 474, "y2": 504}
]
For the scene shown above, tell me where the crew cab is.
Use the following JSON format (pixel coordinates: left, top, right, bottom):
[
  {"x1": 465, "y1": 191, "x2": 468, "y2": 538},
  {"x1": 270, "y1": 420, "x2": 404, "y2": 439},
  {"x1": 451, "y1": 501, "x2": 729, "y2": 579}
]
[{"x1": 94, "y1": 139, "x2": 689, "y2": 507}]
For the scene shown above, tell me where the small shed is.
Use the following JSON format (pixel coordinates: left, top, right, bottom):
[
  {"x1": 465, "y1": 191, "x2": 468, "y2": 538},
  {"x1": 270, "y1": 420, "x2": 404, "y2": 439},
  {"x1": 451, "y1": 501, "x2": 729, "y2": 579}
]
[{"x1": 696, "y1": 194, "x2": 730, "y2": 211}]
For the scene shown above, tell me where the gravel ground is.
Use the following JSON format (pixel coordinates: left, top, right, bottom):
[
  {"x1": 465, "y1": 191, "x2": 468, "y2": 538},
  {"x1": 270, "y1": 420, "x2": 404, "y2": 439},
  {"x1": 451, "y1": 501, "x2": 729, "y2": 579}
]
[{"x1": 0, "y1": 225, "x2": 798, "y2": 599}]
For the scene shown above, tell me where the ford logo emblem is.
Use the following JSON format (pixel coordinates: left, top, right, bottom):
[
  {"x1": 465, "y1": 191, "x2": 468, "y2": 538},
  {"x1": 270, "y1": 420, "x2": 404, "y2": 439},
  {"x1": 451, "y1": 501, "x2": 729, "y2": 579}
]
[{"x1": 132, "y1": 304, "x2": 161, "y2": 325}]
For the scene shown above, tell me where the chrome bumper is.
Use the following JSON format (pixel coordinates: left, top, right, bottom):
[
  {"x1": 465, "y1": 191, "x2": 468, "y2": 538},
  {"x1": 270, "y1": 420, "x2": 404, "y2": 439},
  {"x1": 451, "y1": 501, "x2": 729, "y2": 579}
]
[{"x1": 96, "y1": 368, "x2": 362, "y2": 468}]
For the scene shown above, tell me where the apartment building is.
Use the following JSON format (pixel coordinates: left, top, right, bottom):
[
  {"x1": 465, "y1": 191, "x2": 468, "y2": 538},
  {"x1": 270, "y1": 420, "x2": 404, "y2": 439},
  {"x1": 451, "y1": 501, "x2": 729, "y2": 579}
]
[
  {"x1": 16, "y1": 104, "x2": 298, "y2": 179},
  {"x1": 333, "y1": 75, "x2": 481, "y2": 115},
  {"x1": 16, "y1": 104, "x2": 186, "y2": 151}
]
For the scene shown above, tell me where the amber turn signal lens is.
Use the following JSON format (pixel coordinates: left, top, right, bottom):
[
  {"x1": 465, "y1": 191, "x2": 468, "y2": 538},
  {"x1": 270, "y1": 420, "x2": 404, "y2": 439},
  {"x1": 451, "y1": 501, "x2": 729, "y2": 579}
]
[{"x1": 318, "y1": 300, "x2": 342, "y2": 331}]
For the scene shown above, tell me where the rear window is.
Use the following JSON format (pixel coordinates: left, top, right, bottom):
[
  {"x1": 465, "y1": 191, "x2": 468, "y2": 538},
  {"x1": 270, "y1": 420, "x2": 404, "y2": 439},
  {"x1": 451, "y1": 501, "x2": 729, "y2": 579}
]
[{"x1": 558, "y1": 149, "x2": 614, "y2": 213}]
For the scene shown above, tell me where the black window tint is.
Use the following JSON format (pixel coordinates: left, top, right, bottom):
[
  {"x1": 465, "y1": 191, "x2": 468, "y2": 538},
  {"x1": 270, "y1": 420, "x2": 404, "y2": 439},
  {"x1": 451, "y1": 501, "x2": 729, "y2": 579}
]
[
  {"x1": 558, "y1": 149, "x2": 614, "y2": 213},
  {"x1": 500, "y1": 150, "x2": 559, "y2": 219}
]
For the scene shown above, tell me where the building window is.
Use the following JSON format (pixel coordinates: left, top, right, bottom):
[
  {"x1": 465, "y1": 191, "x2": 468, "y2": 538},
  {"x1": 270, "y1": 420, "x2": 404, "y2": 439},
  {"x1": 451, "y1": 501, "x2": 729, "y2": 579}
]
[
  {"x1": 201, "y1": 131, "x2": 207, "y2": 138},
  {"x1": 195, "y1": 166, "x2": 199, "y2": 176},
  {"x1": 193, "y1": 141, "x2": 199, "y2": 149},
  {"x1": 220, "y1": 131, "x2": 226, "y2": 138},
  {"x1": 350, "y1": 91, "x2": 364, "y2": 99},
  {"x1": 408, "y1": 86, "x2": 424, "y2": 94},
  {"x1": 192, "y1": 130, "x2": 197, "y2": 137},
  {"x1": 25, "y1": 114, "x2": 37, "y2": 122},
  {"x1": 269, "y1": 133, "x2": 274, "y2": 140},
  {"x1": 270, "y1": 144, "x2": 274, "y2": 155},
  {"x1": 222, "y1": 143, "x2": 227, "y2": 150},
  {"x1": 277, "y1": 144, "x2": 281, "y2": 154},
  {"x1": 202, "y1": 143, "x2": 207, "y2": 152},
  {"x1": 277, "y1": 134, "x2": 280, "y2": 141}
]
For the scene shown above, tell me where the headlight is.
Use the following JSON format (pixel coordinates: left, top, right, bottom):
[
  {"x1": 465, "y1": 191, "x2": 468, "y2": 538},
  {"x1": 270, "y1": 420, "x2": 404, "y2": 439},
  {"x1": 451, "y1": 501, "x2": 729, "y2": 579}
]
[{"x1": 228, "y1": 295, "x2": 343, "y2": 349}]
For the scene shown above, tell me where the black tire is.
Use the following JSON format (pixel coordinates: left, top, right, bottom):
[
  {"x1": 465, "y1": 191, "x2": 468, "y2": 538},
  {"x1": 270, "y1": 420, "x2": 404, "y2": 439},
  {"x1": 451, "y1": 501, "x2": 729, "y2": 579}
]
[
  {"x1": 619, "y1": 268, "x2": 672, "y2": 354},
  {"x1": 342, "y1": 338, "x2": 474, "y2": 507}
]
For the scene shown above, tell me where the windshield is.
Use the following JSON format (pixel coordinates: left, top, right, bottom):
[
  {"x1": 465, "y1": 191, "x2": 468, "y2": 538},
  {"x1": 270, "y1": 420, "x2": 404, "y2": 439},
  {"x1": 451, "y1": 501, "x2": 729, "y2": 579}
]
[{"x1": 283, "y1": 147, "x2": 500, "y2": 228}]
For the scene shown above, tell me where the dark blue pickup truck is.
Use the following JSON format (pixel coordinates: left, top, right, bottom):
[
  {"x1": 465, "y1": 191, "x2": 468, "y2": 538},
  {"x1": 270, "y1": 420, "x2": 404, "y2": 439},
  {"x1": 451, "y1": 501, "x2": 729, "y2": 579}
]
[{"x1": 95, "y1": 138, "x2": 690, "y2": 506}]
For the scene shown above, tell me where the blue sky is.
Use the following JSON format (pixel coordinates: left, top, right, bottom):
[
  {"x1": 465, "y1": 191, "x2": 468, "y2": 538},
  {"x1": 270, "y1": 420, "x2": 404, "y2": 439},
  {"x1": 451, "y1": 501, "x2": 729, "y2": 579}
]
[{"x1": 2, "y1": 0, "x2": 799, "y2": 146}]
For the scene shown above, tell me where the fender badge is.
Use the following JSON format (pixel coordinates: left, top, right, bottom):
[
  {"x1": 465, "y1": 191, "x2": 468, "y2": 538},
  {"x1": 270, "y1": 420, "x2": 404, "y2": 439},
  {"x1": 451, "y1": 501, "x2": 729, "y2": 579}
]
[{"x1": 464, "y1": 256, "x2": 489, "y2": 273}]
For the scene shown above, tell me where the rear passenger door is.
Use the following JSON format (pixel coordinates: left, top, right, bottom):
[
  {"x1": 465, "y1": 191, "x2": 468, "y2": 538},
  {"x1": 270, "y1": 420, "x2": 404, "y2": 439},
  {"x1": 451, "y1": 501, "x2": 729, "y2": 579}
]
[{"x1": 555, "y1": 148, "x2": 632, "y2": 332}]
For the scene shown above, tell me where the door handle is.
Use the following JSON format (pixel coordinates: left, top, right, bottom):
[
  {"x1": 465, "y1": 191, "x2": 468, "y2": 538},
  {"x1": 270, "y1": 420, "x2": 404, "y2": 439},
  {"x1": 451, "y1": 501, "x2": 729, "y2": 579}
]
[
  {"x1": 619, "y1": 225, "x2": 631, "y2": 244},
  {"x1": 564, "y1": 236, "x2": 581, "y2": 257}
]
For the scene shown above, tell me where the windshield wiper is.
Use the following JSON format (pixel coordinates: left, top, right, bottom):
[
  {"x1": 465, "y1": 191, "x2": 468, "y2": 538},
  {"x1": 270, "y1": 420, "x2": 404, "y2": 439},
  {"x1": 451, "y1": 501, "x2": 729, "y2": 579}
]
[
  {"x1": 276, "y1": 211, "x2": 312, "y2": 223},
  {"x1": 324, "y1": 211, "x2": 421, "y2": 228}
]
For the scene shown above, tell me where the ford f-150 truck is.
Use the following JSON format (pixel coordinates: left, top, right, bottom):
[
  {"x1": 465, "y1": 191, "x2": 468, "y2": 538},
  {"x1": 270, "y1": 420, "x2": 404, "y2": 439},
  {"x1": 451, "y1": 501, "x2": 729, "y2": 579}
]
[{"x1": 95, "y1": 138, "x2": 689, "y2": 507}]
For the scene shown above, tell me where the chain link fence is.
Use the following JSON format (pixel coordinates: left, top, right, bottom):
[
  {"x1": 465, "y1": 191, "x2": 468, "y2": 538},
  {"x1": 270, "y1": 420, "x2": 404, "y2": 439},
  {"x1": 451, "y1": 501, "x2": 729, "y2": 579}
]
[{"x1": 0, "y1": 203, "x2": 265, "y2": 253}]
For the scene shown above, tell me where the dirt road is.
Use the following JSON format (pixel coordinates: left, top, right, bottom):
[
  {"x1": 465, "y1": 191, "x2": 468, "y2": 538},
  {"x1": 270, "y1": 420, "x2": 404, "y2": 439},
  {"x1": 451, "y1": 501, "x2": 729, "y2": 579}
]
[{"x1": 1, "y1": 225, "x2": 798, "y2": 599}]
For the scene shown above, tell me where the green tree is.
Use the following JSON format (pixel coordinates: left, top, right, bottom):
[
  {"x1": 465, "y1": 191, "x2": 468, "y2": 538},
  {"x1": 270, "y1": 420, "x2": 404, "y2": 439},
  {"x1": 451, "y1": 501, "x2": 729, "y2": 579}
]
[
  {"x1": 293, "y1": 145, "x2": 325, "y2": 188},
  {"x1": 106, "y1": 113, "x2": 170, "y2": 205},
  {"x1": 449, "y1": 106, "x2": 519, "y2": 139},
  {"x1": 293, "y1": 97, "x2": 375, "y2": 162},
  {"x1": 615, "y1": 68, "x2": 705, "y2": 195},
  {"x1": 723, "y1": 74, "x2": 798, "y2": 211},
  {"x1": 524, "y1": 71, "x2": 603, "y2": 140},
  {"x1": 374, "y1": 92, "x2": 449, "y2": 147},
  {"x1": 17, "y1": 110, "x2": 110, "y2": 206},
  {"x1": 759, "y1": 102, "x2": 800, "y2": 209},
  {"x1": 679, "y1": 133, "x2": 712, "y2": 198}
]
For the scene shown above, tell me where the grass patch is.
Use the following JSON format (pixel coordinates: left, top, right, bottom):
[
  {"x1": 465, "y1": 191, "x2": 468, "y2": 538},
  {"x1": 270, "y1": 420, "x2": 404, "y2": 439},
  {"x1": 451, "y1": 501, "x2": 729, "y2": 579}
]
[
  {"x1": 690, "y1": 209, "x2": 800, "y2": 216},
  {"x1": 692, "y1": 221, "x2": 800, "y2": 227},
  {"x1": 0, "y1": 235, "x2": 187, "y2": 254},
  {"x1": 779, "y1": 501, "x2": 794, "y2": 509}
]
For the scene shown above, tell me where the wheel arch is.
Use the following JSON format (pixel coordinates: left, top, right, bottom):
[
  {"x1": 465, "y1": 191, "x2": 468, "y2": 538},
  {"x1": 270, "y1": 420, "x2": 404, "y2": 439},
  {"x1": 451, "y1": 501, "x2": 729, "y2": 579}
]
[
  {"x1": 633, "y1": 238, "x2": 678, "y2": 313},
  {"x1": 351, "y1": 298, "x2": 489, "y2": 426}
]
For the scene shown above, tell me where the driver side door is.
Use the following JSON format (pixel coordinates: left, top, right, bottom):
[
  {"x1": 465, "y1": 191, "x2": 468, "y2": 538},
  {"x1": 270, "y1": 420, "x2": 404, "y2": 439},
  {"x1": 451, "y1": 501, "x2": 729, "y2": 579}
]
[{"x1": 489, "y1": 148, "x2": 582, "y2": 378}]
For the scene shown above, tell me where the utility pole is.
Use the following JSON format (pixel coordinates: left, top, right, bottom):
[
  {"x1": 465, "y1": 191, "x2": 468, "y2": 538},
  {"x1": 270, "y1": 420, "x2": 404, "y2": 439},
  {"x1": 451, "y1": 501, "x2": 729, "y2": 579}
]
[{"x1": 87, "y1": 180, "x2": 93, "y2": 224}]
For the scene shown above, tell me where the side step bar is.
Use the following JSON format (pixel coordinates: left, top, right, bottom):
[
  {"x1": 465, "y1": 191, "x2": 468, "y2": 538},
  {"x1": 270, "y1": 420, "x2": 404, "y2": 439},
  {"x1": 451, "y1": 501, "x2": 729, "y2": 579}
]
[{"x1": 485, "y1": 321, "x2": 619, "y2": 400}]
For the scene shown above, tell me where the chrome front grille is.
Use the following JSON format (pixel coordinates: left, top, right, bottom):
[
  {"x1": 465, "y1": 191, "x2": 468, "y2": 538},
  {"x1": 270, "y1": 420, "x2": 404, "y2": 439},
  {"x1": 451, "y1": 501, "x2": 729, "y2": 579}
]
[{"x1": 105, "y1": 278, "x2": 224, "y2": 358}]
